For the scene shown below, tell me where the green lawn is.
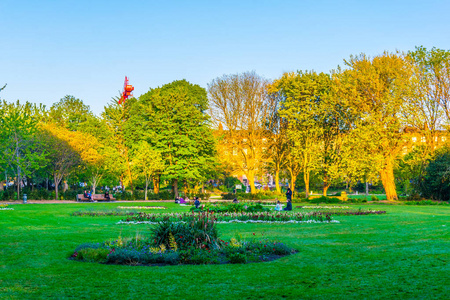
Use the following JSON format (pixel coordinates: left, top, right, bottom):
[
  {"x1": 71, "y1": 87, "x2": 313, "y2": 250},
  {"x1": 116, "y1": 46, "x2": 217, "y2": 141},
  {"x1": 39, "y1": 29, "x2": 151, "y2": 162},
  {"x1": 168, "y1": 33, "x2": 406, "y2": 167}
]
[{"x1": 0, "y1": 202, "x2": 448, "y2": 299}]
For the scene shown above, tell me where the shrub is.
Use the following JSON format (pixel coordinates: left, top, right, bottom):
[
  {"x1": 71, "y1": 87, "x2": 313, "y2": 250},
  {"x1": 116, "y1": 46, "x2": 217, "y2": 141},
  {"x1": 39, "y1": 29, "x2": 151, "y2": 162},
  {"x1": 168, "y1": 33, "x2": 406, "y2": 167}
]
[
  {"x1": 228, "y1": 253, "x2": 247, "y2": 264},
  {"x1": 371, "y1": 195, "x2": 379, "y2": 201},
  {"x1": 151, "y1": 212, "x2": 222, "y2": 250},
  {"x1": 308, "y1": 196, "x2": 342, "y2": 204},
  {"x1": 404, "y1": 200, "x2": 449, "y2": 206},
  {"x1": 77, "y1": 248, "x2": 110, "y2": 263}
]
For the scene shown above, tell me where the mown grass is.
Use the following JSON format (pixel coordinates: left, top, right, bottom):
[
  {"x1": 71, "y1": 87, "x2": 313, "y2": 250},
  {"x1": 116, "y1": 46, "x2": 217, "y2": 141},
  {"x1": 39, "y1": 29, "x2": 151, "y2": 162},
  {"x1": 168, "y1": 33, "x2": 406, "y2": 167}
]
[{"x1": 0, "y1": 202, "x2": 448, "y2": 299}]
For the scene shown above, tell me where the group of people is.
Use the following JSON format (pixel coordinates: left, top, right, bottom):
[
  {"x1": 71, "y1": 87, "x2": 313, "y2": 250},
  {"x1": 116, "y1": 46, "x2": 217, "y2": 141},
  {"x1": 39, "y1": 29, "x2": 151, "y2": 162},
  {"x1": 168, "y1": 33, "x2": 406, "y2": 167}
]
[
  {"x1": 274, "y1": 187, "x2": 293, "y2": 211},
  {"x1": 175, "y1": 196, "x2": 201, "y2": 208},
  {"x1": 83, "y1": 190, "x2": 110, "y2": 201}
]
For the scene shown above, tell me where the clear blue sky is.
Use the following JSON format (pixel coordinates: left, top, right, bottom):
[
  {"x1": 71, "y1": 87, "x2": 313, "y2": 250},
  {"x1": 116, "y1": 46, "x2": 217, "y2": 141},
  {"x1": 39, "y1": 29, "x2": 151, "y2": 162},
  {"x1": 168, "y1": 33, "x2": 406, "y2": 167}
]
[{"x1": 1, "y1": 0, "x2": 449, "y2": 114}]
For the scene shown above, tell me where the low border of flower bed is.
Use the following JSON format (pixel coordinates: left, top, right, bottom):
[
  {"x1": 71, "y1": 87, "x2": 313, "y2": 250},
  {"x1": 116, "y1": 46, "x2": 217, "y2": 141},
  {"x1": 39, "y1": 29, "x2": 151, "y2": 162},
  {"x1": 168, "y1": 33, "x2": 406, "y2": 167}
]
[
  {"x1": 117, "y1": 219, "x2": 340, "y2": 225},
  {"x1": 117, "y1": 206, "x2": 167, "y2": 210},
  {"x1": 0, "y1": 208, "x2": 14, "y2": 211}
]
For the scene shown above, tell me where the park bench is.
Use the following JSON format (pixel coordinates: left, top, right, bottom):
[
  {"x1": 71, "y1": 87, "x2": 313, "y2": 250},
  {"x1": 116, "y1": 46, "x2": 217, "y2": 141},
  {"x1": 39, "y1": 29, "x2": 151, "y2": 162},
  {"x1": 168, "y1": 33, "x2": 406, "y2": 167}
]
[{"x1": 76, "y1": 194, "x2": 116, "y2": 202}]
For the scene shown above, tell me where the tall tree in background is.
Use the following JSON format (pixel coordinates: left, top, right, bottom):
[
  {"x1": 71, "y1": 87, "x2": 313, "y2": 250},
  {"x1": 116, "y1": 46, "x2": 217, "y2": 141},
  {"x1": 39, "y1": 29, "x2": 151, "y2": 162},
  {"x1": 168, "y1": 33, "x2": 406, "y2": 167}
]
[
  {"x1": 333, "y1": 52, "x2": 412, "y2": 200},
  {"x1": 134, "y1": 80, "x2": 216, "y2": 197},
  {"x1": 208, "y1": 72, "x2": 277, "y2": 193},
  {"x1": 49, "y1": 95, "x2": 93, "y2": 131},
  {"x1": 271, "y1": 71, "x2": 336, "y2": 197},
  {"x1": 102, "y1": 97, "x2": 135, "y2": 191}
]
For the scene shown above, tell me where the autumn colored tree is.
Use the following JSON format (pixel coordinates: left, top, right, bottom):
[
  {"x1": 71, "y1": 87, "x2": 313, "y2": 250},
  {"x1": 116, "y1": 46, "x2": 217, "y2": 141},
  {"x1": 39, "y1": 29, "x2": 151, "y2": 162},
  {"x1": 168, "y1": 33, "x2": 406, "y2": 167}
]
[
  {"x1": 333, "y1": 52, "x2": 412, "y2": 200},
  {"x1": 39, "y1": 123, "x2": 100, "y2": 200},
  {"x1": 208, "y1": 72, "x2": 277, "y2": 193}
]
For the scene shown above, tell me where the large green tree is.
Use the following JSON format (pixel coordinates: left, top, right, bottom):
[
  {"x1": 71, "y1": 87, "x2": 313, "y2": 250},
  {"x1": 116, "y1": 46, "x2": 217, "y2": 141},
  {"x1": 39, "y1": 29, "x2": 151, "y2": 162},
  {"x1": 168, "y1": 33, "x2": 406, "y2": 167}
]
[
  {"x1": 130, "y1": 80, "x2": 216, "y2": 197},
  {"x1": 0, "y1": 100, "x2": 47, "y2": 200},
  {"x1": 271, "y1": 71, "x2": 343, "y2": 197}
]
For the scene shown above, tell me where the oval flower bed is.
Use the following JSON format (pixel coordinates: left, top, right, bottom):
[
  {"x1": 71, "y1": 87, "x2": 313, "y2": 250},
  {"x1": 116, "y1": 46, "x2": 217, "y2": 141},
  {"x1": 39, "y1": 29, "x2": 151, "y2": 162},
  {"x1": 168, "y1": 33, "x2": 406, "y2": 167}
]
[
  {"x1": 70, "y1": 213, "x2": 297, "y2": 266},
  {"x1": 119, "y1": 211, "x2": 336, "y2": 224}
]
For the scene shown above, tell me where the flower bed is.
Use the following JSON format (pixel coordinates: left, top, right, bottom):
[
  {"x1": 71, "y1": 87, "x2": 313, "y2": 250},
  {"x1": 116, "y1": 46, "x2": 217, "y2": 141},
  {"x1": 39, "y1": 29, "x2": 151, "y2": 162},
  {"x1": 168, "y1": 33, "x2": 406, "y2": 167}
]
[
  {"x1": 117, "y1": 206, "x2": 167, "y2": 210},
  {"x1": 190, "y1": 202, "x2": 269, "y2": 213},
  {"x1": 294, "y1": 208, "x2": 387, "y2": 216},
  {"x1": 120, "y1": 211, "x2": 335, "y2": 223},
  {"x1": 118, "y1": 219, "x2": 340, "y2": 225},
  {"x1": 70, "y1": 213, "x2": 297, "y2": 266},
  {"x1": 297, "y1": 206, "x2": 351, "y2": 209},
  {"x1": 0, "y1": 204, "x2": 13, "y2": 211}
]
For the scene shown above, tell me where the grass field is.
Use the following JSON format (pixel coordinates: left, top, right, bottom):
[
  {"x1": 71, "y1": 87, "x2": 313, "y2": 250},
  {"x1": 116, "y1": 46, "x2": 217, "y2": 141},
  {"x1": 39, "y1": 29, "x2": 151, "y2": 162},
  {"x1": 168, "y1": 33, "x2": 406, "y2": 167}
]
[{"x1": 0, "y1": 202, "x2": 448, "y2": 299}]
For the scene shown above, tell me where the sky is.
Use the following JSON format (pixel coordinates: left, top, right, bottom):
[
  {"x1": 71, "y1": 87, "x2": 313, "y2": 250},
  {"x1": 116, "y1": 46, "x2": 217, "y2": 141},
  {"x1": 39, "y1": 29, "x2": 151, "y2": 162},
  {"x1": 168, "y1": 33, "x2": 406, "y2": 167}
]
[{"x1": 1, "y1": 0, "x2": 449, "y2": 114}]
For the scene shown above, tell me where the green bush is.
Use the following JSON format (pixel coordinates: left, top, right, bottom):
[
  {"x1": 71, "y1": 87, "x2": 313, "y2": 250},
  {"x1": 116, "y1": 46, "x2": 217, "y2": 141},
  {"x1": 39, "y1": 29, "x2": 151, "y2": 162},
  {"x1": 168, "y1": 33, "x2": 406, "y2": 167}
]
[
  {"x1": 228, "y1": 253, "x2": 247, "y2": 264},
  {"x1": 308, "y1": 196, "x2": 342, "y2": 204},
  {"x1": 404, "y1": 200, "x2": 449, "y2": 206},
  {"x1": 77, "y1": 248, "x2": 110, "y2": 263},
  {"x1": 371, "y1": 195, "x2": 379, "y2": 201},
  {"x1": 151, "y1": 213, "x2": 222, "y2": 250}
]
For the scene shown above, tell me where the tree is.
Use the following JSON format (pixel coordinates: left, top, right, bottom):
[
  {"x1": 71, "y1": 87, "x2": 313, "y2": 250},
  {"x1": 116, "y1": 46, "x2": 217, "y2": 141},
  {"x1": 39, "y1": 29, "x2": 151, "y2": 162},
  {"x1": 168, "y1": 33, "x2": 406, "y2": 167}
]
[
  {"x1": 49, "y1": 95, "x2": 93, "y2": 131},
  {"x1": 419, "y1": 146, "x2": 450, "y2": 200},
  {"x1": 132, "y1": 80, "x2": 216, "y2": 197},
  {"x1": 40, "y1": 123, "x2": 85, "y2": 200},
  {"x1": 208, "y1": 72, "x2": 277, "y2": 193},
  {"x1": 0, "y1": 100, "x2": 47, "y2": 200},
  {"x1": 333, "y1": 52, "x2": 412, "y2": 200},
  {"x1": 102, "y1": 97, "x2": 135, "y2": 191},
  {"x1": 266, "y1": 114, "x2": 288, "y2": 193},
  {"x1": 407, "y1": 46, "x2": 450, "y2": 126},
  {"x1": 131, "y1": 141, "x2": 164, "y2": 200},
  {"x1": 271, "y1": 71, "x2": 338, "y2": 197}
]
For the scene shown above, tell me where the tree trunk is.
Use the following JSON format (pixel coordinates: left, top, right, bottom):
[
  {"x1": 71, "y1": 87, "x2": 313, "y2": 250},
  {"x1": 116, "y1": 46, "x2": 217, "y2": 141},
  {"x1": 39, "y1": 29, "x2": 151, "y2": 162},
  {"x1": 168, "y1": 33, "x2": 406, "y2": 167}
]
[
  {"x1": 323, "y1": 184, "x2": 329, "y2": 197},
  {"x1": 365, "y1": 181, "x2": 369, "y2": 196},
  {"x1": 380, "y1": 159, "x2": 398, "y2": 200},
  {"x1": 16, "y1": 167, "x2": 20, "y2": 201},
  {"x1": 173, "y1": 179, "x2": 179, "y2": 198},
  {"x1": 323, "y1": 174, "x2": 329, "y2": 196},
  {"x1": 145, "y1": 177, "x2": 148, "y2": 200},
  {"x1": 247, "y1": 170, "x2": 256, "y2": 193},
  {"x1": 153, "y1": 175, "x2": 160, "y2": 194},
  {"x1": 304, "y1": 171, "x2": 310, "y2": 199},
  {"x1": 54, "y1": 174, "x2": 59, "y2": 200},
  {"x1": 275, "y1": 169, "x2": 281, "y2": 194}
]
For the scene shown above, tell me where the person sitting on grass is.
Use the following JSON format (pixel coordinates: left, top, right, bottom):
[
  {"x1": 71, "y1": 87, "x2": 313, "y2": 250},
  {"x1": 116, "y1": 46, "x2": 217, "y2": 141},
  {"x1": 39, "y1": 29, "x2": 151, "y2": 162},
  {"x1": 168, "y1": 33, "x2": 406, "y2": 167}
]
[
  {"x1": 179, "y1": 197, "x2": 186, "y2": 204},
  {"x1": 232, "y1": 198, "x2": 239, "y2": 204},
  {"x1": 194, "y1": 197, "x2": 200, "y2": 209},
  {"x1": 283, "y1": 199, "x2": 292, "y2": 211},
  {"x1": 174, "y1": 197, "x2": 179, "y2": 204},
  {"x1": 274, "y1": 200, "x2": 282, "y2": 211},
  {"x1": 104, "y1": 190, "x2": 110, "y2": 200}
]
